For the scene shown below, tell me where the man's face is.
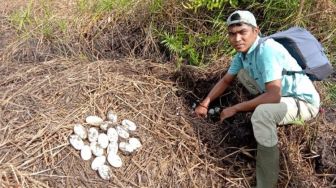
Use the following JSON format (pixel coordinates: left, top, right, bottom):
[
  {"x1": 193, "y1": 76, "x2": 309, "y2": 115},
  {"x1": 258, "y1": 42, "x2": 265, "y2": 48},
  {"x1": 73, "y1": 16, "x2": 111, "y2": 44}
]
[{"x1": 228, "y1": 24, "x2": 259, "y2": 53}]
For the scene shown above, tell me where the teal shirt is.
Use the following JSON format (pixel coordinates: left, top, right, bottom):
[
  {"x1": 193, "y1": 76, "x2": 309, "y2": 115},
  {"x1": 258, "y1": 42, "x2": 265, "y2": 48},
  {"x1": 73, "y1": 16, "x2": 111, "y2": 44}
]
[{"x1": 228, "y1": 36, "x2": 320, "y2": 107}]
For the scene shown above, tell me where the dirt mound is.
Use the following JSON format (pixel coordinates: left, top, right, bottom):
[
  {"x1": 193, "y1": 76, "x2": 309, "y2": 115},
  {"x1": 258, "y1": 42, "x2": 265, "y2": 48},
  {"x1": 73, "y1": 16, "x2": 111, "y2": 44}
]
[{"x1": 0, "y1": 59, "x2": 335, "y2": 187}]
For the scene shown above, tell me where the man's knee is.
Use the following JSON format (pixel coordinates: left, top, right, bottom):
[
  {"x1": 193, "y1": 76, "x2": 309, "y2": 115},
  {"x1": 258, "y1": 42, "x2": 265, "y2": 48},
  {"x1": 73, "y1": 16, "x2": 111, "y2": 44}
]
[
  {"x1": 251, "y1": 104, "x2": 273, "y2": 124},
  {"x1": 251, "y1": 104, "x2": 278, "y2": 147}
]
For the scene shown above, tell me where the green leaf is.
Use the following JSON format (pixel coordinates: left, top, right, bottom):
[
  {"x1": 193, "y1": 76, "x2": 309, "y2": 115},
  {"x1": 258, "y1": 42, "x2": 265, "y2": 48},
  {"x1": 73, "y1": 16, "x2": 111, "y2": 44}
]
[{"x1": 229, "y1": 0, "x2": 238, "y2": 7}]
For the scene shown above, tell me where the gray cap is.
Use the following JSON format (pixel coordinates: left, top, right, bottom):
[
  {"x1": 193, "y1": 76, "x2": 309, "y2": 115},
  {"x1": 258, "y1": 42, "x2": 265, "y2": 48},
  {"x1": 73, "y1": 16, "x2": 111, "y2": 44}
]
[{"x1": 227, "y1": 10, "x2": 257, "y2": 27}]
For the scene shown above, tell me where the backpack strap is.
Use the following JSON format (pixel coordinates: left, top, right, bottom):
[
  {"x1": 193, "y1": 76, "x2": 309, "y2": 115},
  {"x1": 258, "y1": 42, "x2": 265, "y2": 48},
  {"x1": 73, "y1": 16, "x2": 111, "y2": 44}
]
[{"x1": 282, "y1": 69, "x2": 305, "y2": 75}]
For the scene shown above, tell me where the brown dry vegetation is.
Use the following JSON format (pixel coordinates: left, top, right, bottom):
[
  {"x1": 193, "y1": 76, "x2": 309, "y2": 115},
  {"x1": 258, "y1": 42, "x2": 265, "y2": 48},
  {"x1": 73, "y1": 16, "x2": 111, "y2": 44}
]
[{"x1": 0, "y1": 0, "x2": 336, "y2": 187}]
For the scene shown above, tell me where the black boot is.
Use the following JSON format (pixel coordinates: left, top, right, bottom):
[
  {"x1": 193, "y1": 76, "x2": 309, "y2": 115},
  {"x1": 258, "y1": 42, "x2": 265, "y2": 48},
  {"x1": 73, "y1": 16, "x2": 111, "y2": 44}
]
[{"x1": 256, "y1": 144, "x2": 279, "y2": 188}]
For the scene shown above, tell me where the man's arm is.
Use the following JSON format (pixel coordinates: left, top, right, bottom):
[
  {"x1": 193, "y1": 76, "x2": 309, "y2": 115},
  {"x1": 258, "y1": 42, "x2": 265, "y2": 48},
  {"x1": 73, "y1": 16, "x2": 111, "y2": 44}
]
[
  {"x1": 195, "y1": 73, "x2": 236, "y2": 117},
  {"x1": 220, "y1": 79, "x2": 281, "y2": 121}
]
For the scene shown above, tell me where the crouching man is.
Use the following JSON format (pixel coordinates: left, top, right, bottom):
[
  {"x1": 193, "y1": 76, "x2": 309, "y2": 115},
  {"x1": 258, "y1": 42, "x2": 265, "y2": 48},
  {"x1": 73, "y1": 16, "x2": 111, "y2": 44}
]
[{"x1": 194, "y1": 10, "x2": 320, "y2": 188}]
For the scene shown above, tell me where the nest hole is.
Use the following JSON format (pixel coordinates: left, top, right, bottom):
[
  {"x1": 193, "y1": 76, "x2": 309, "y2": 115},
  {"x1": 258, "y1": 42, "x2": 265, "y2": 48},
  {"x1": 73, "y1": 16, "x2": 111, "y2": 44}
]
[{"x1": 174, "y1": 65, "x2": 257, "y2": 163}]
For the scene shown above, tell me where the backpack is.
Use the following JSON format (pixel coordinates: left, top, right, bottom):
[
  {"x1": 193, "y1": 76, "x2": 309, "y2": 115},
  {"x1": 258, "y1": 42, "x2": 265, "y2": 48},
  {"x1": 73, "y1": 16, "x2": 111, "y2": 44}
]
[{"x1": 259, "y1": 27, "x2": 333, "y2": 81}]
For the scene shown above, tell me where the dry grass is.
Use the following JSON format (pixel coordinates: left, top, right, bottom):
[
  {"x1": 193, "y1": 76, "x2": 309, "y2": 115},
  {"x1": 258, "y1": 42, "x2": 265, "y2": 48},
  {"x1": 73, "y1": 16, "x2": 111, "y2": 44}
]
[{"x1": 1, "y1": 0, "x2": 171, "y2": 63}]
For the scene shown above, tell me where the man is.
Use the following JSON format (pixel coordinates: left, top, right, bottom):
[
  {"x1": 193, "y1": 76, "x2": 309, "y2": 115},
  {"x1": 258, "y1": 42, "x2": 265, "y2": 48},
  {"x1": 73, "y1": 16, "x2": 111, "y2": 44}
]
[{"x1": 195, "y1": 10, "x2": 320, "y2": 187}]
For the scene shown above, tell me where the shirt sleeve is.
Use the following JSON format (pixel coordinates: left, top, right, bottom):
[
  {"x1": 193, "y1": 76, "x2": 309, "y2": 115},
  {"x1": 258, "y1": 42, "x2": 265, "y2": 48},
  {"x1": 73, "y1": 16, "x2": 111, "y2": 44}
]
[
  {"x1": 227, "y1": 54, "x2": 243, "y2": 75},
  {"x1": 257, "y1": 42, "x2": 284, "y2": 83}
]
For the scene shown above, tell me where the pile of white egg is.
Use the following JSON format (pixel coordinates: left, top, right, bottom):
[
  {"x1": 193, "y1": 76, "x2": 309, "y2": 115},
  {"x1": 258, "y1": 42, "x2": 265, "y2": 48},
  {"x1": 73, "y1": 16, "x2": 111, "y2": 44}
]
[{"x1": 69, "y1": 110, "x2": 142, "y2": 180}]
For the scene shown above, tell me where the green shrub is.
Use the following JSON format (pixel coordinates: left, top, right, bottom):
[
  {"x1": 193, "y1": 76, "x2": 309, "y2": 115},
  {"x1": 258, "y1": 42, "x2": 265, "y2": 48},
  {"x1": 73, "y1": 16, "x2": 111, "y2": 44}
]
[{"x1": 183, "y1": 0, "x2": 238, "y2": 10}]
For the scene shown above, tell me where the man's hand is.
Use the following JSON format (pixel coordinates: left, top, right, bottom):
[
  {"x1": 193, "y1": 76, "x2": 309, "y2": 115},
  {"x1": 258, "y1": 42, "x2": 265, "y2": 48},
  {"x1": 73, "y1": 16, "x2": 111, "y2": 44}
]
[
  {"x1": 220, "y1": 106, "x2": 238, "y2": 122},
  {"x1": 194, "y1": 105, "x2": 208, "y2": 118}
]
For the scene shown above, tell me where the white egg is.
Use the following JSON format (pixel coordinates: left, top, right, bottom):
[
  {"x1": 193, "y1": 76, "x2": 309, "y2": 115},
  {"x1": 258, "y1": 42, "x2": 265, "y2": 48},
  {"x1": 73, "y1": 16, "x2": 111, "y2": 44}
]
[
  {"x1": 86, "y1": 115, "x2": 104, "y2": 125},
  {"x1": 125, "y1": 144, "x2": 135, "y2": 153},
  {"x1": 129, "y1": 137, "x2": 142, "y2": 150},
  {"x1": 107, "y1": 153, "x2": 123, "y2": 168},
  {"x1": 214, "y1": 107, "x2": 221, "y2": 113},
  {"x1": 69, "y1": 134, "x2": 84, "y2": 150},
  {"x1": 119, "y1": 142, "x2": 127, "y2": 151},
  {"x1": 88, "y1": 127, "x2": 99, "y2": 143},
  {"x1": 98, "y1": 133, "x2": 109, "y2": 149},
  {"x1": 90, "y1": 141, "x2": 97, "y2": 149},
  {"x1": 121, "y1": 119, "x2": 137, "y2": 131},
  {"x1": 107, "y1": 142, "x2": 118, "y2": 155},
  {"x1": 74, "y1": 124, "x2": 87, "y2": 139},
  {"x1": 116, "y1": 126, "x2": 129, "y2": 139},
  {"x1": 107, "y1": 128, "x2": 118, "y2": 142},
  {"x1": 107, "y1": 111, "x2": 118, "y2": 123},
  {"x1": 208, "y1": 108, "x2": 215, "y2": 115},
  {"x1": 118, "y1": 142, "x2": 134, "y2": 153},
  {"x1": 90, "y1": 142, "x2": 104, "y2": 157},
  {"x1": 80, "y1": 145, "x2": 92, "y2": 160},
  {"x1": 98, "y1": 165, "x2": 112, "y2": 180},
  {"x1": 91, "y1": 156, "x2": 106, "y2": 171},
  {"x1": 100, "y1": 121, "x2": 112, "y2": 131}
]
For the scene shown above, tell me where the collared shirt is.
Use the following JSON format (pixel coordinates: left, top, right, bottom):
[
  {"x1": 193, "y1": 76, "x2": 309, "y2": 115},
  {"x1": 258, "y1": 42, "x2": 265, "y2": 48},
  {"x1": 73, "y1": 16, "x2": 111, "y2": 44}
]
[{"x1": 228, "y1": 36, "x2": 320, "y2": 107}]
